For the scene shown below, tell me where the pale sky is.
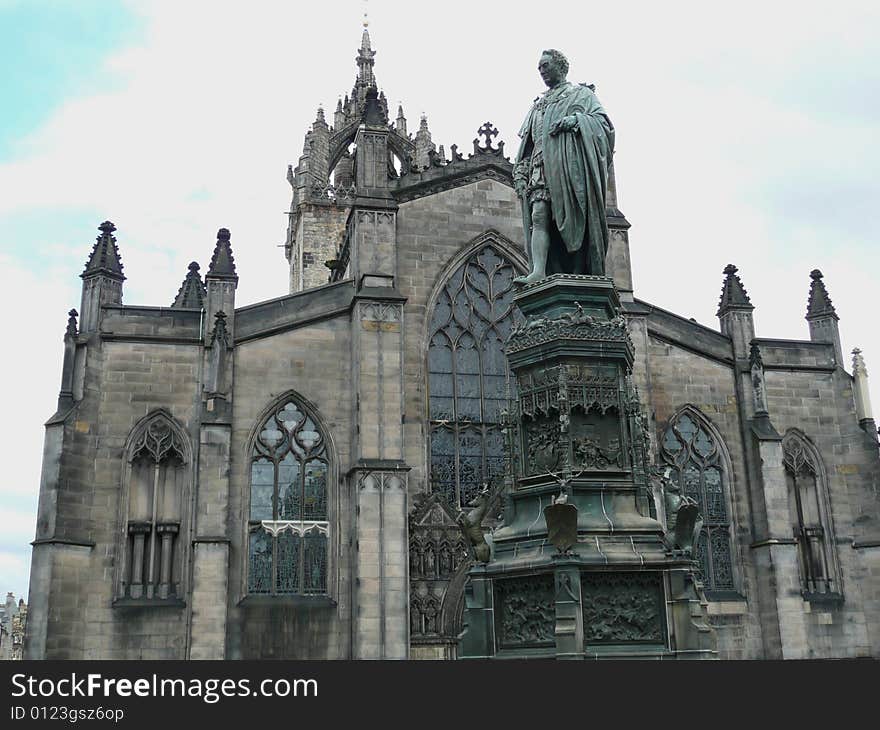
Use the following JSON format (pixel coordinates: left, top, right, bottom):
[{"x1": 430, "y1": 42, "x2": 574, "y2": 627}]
[{"x1": 1, "y1": 0, "x2": 878, "y2": 600}]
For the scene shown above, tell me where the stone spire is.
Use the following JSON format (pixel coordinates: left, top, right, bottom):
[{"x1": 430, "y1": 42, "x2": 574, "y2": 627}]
[
  {"x1": 805, "y1": 269, "x2": 843, "y2": 366},
  {"x1": 356, "y1": 19, "x2": 376, "y2": 88},
  {"x1": 852, "y1": 348, "x2": 877, "y2": 439},
  {"x1": 171, "y1": 261, "x2": 206, "y2": 309},
  {"x1": 207, "y1": 228, "x2": 238, "y2": 281},
  {"x1": 716, "y1": 264, "x2": 755, "y2": 358},
  {"x1": 334, "y1": 97, "x2": 345, "y2": 129},
  {"x1": 396, "y1": 103, "x2": 407, "y2": 137},
  {"x1": 806, "y1": 269, "x2": 837, "y2": 320},
  {"x1": 82, "y1": 221, "x2": 125, "y2": 280},
  {"x1": 716, "y1": 264, "x2": 753, "y2": 316}
]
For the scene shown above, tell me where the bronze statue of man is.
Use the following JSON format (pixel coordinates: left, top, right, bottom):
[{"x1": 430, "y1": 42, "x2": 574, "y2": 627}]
[{"x1": 513, "y1": 49, "x2": 615, "y2": 285}]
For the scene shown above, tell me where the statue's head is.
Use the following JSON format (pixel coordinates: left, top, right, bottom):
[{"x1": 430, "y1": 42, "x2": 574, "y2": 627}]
[{"x1": 539, "y1": 49, "x2": 569, "y2": 88}]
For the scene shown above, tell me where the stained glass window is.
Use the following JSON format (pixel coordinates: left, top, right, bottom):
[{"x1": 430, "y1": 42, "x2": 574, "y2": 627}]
[
  {"x1": 660, "y1": 411, "x2": 734, "y2": 591},
  {"x1": 248, "y1": 399, "x2": 329, "y2": 595},
  {"x1": 427, "y1": 244, "x2": 522, "y2": 509}
]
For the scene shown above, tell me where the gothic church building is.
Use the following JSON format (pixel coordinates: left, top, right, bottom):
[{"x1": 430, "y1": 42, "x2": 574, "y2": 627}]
[{"x1": 25, "y1": 28, "x2": 880, "y2": 659}]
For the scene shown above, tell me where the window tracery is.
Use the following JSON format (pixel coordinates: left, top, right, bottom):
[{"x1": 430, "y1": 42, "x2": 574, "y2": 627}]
[
  {"x1": 248, "y1": 399, "x2": 329, "y2": 595},
  {"x1": 120, "y1": 413, "x2": 189, "y2": 602},
  {"x1": 659, "y1": 410, "x2": 734, "y2": 592},
  {"x1": 427, "y1": 243, "x2": 522, "y2": 508},
  {"x1": 782, "y1": 431, "x2": 840, "y2": 597}
]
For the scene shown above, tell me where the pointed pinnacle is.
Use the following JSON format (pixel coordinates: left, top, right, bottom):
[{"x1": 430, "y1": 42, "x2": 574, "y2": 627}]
[
  {"x1": 82, "y1": 220, "x2": 125, "y2": 280},
  {"x1": 717, "y1": 263, "x2": 753, "y2": 316},
  {"x1": 207, "y1": 228, "x2": 238, "y2": 281},
  {"x1": 172, "y1": 261, "x2": 206, "y2": 308},
  {"x1": 852, "y1": 348, "x2": 868, "y2": 377},
  {"x1": 65, "y1": 309, "x2": 79, "y2": 338},
  {"x1": 749, "y1": 340, "x2": 763, "y2": 369},
  {"x1": 806, "y1": 268, "x2": 837, "y2": 319}
]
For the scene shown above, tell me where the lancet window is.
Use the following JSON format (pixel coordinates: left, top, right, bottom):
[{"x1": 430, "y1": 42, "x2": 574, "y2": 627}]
[
  {"x1": 248, "y1": 399, "x2": 329, "y2": 595},
  {"x1": 782, "y1": 431, "x2": 840, "y2": 597},
  {"x1": 659, "y1": 410, "x2": 735, "y2": 592},
  {"x1": 120, "y1": 412, "x2": 189, "y2": 602},
  {"x1": 427, "y1": 243, "x2": 522, "y2": 509}
]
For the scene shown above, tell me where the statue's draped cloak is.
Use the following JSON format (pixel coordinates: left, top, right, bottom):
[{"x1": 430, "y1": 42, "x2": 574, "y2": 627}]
[{"x1": 517, "y1": 83, "x2": 615, "y2": 275}]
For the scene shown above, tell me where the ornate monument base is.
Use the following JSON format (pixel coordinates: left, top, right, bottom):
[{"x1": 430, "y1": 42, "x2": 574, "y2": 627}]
[{"x1": 458, "y1": 275, "x2": 716, "y2": 659}]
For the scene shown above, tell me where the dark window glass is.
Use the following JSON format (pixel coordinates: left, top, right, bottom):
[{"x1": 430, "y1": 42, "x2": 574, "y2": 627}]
[
  {"x1": 660, "y1": 411, "x2": 734, "y2": 591},
  {"x1": 427, "y1": 244, "x2": 521, "y2": 509},
  {"x1": 247, "y1": 399, "x2": 329, "y2": 595}
]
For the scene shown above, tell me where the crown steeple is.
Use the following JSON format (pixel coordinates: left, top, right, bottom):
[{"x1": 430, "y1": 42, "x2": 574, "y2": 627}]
[{"x1": 356, "y1": 18, "x2": 376, "y2": 88}]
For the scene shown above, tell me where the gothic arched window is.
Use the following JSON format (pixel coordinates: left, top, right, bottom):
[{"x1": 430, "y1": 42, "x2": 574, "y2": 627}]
[
  {"x1": 247, "y1": 398, "x2": 329, "y2": 595},
  {"x1": 660, "y1": 409, "x2": 734, "y2": 592},
  {"x1": 427, "y1": 242, "x2": 523, "y2": 509},
  {"x1": 782, "y1": 431, "x2": 840, "y2": 597},
  {"x1": 119, "y1": 411, "x2": 190, "y2": 603}
]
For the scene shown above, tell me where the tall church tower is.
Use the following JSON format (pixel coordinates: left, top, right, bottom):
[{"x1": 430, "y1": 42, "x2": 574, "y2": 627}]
[{"x1": 284, "y1": 21, "x2": 419, "y2": 293}]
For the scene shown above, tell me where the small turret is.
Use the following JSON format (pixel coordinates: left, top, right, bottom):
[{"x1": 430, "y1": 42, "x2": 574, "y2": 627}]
[
  {"x1": 80, "y1": 221, "x2": 125, "y2": 333},
  {"x1": 805, "y1": 269, "x2": 843, "y2": 366},
  {"x1": 334, "y1": 97, "x2": 345, "y2": 129},
  {"x1": 716, "y1": 264, "x2": 754, "y2": 358},
  {"x1": 414, "y1": 114, "x2": 435, "y2": 170},
  {"x1": 205, "y1": 228, "x2": 238, "y2": 343}
]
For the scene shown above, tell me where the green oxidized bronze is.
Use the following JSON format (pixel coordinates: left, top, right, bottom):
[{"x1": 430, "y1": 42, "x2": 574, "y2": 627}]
[{"x1": 513, "y1": 49, "x2": 615, "y2": 285}]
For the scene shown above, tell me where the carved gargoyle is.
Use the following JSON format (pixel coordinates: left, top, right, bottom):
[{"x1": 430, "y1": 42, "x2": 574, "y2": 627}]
[
  {"x1": 656, "y1": 467, "x2": 703, "y2": 554},
  {"x1": 457, "y1": 485, "x2": 492, "y2": 563}
]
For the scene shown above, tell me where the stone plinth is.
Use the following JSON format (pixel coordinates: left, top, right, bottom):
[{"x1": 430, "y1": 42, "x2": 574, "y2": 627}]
[{"x1": 458, "y1": 275, "x2": 716, "y2": 659}]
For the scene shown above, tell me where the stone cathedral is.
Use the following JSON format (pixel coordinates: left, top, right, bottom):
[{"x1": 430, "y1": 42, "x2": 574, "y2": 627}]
[{"x1": 25, "y1": 27, "x2": 880, "y2": 660}]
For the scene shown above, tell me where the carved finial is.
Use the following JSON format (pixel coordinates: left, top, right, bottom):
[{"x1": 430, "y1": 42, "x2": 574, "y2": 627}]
[
  {"x1": 65, "y1": 309, "x2": 79, "y2": 338},
  {"x1": 82, "y1": 220, "x2": 125, "y2": 280},
  {"x1": 717, "y1": 263, "x2": 753, "y2": 315},
  {"x1": 806, "y1": 268, "x2": 837, "y2": 320},
  {"x1": 211, "y1": 310, "x2": 229, "y2": 346},
  {"x1": 853, "y1": 348, "x2": 867, "y2": 377},
  {"x1": 749, "y1": 340, "x2": 763, "y2": 369}
]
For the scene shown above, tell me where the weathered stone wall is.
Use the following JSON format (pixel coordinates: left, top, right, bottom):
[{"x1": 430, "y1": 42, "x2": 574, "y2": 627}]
[
  {"x1": 29, "y1": 332, "x2": 201, "y2": 660},
  {"x1": 395, "y1": 179, "x2": 525, "y2": 497},
  {"x1": 291, "y1": 203, "x2": 349, "y2": 292},
  {"x1": 642, "y1": 330, "x2": 765, "y2": 659},
  {"x1": 761, "y1": 366, "x2": 878, "y2": 657},
  {"x1": 226, "y1": 319, "x2": 353, "y2": 659}
]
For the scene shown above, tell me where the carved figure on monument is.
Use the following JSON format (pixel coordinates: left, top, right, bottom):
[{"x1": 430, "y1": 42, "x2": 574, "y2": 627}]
[
  {"x1": 456, "y1": 486, "x2": 493, "y2": 563},
  {"x1": 655, "y1": 467, "x2": 703, "y2": 554},
  {"x1": 513, "y1": 49, "x2": 615, "y2": 285}
]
